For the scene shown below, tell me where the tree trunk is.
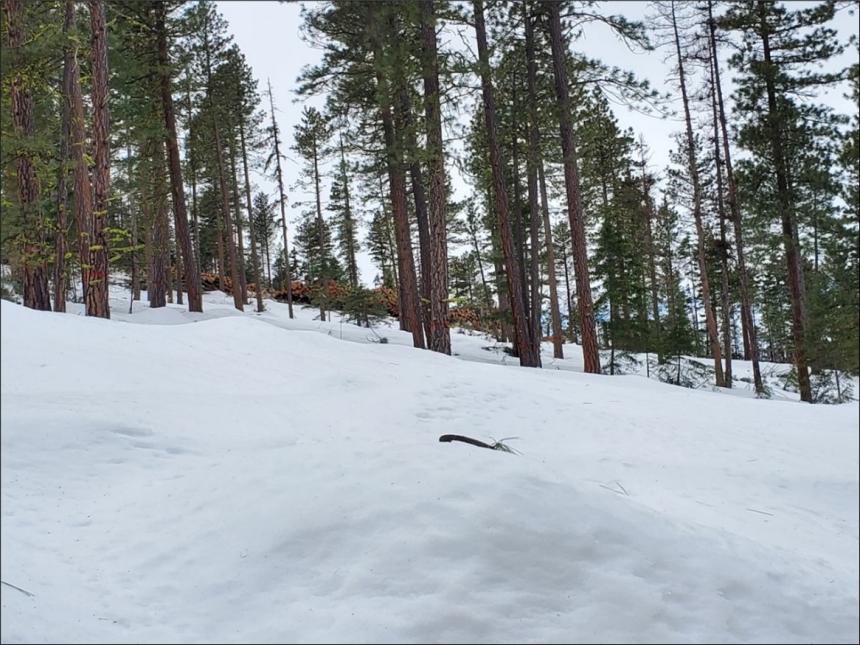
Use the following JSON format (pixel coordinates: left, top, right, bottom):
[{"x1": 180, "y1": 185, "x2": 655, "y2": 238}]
[
  {"x1": 378, "y1": 98, "x2": 425, "y2": 347},
  {"x1": 156, "y1": 2, "x2": 202, "y2": 312},
  {"x1": 401, "y1": 93, "x2": 432, "y2": 340},
  {"x1": 337, "y1": 136, "x2": 359, "y2": 289},
  {"x1": 546, "y1": 1, "x2": 599, "y2": 373},
  {"x1": 131, "y1": 214, "x2": 140, "y2": 303},
  {"x1": 409, "y1": 154, "x2": 432, "y2": 340},
  {"x1": 419, "y1": 0, "x2": 451, "y2": 354},
  {"x1": 311, "y1": 134, "x2": 327, "y2": 322},
  {"x1": 378, "y1": 169, "x2": 402, "y2": 311},
  {"x1": 538, "y1": 161, "x2": 564, "y2": 358},
  {"x1": 6, "y1": 0, "x2": 52, "y2": 311},
  {"x1": 267, "y1": 79, "x2": 294, "y2": 318},
  {"x1": 473, "y1": 0, "x2": 538, "y2": 366},
  {"x1": 147, "y1": 144, "x2": 169, "y2": 309},
  {"x1": 489, "y1": 213, "x2": 511, "y2": 343},
  {"x1": 469, "y1": 222, "x2": 490, "y2": 316},
  {"x1": 509, "y1": 74, "x2": 531, "y2": 345},
  {"x1": 61, "y1": 0, "x2": 93, "y2": 305},
  {"x1": 263, "y1": 230, "x2": 272, "y2": 288},
  {"x1": 639, "y1": 162, "x2": 662, "y2": 360},
  {"x1": 757, "y1": 0, "x2": 811, "y2": 402},
  {"x1": 87, "y1": 0, "x2": 110, "y2": 318},
  {"x1": 670, "y1": 1, "x2": 723, "y2": 385},
  {"x1": 213, "y1": 124, "x2": 243, "y2": 311},
  {"x1": 202, "y1": 19, "x2": 242, "y2": 312},
  {"x1": 558, "y1": 234, "x2": 577, "y2": 344},
  {"x1": 227, "y1": 130, "x2": 249, "y2": 305},
  {"x1": 708, "y1": 1, "x2": 764, "y2": 393},
  {"x1": 709, "y1": 60, "x2": 733, "y2": 387},
  {"x1": 129, "y1": 138, "x2": 140, "y2": 304},
  {"x1": 370, "y1": 11, "x2": 424, "y2": 349},
  {"x1": 185, "y1": 80, "x2": 202, "y2": 279},
  {"x1": 215, "y1": 208, "x2": 225, "y2": 291},
  {"x1": 689, "y1": 281, "x2": 702, "y2": 355},
  {"x1": 55, "y1": 0, "x2": 77, "y2": 313},
  {"x1": 524, "y1": 0, "x2": 544, "y2": 363},
  {"x1": 239, "y1": 122, "x2": 265, "y2": 313}
]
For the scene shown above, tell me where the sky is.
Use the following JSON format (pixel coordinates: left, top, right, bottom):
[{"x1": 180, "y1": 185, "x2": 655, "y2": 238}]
[{"x1": 215, "y1": 0, "x2": 859, "y2": 286}]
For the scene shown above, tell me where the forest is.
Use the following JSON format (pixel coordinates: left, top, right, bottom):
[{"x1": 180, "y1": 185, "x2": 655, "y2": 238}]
[{"x1": 1, "y1": 0, "x2": 858, "y2": 403}]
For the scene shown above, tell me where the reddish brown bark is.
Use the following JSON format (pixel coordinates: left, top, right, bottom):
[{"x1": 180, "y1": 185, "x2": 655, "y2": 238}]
[
  {"x1": 86, "y1": 0, "x2": 110, "y2": 318},
  {"x1": 474, "y1": 0, "x2": 538, "y2": 366},
  {"x1": 524, "y1": 1, "x2": 545, "y2": 363},
  {"x1": 87, "y1": 0, "x2": 111, "y2": 318},
  {"x1": 202, "y1": 16, "x2": 242, "y2": 312},
  {"x1": 546, "y1": 1, "x2": 600, "y2": 373},
  {"x1": 54, "y1": 0, "x2": 77, "y2": 313},
  {"x1": 370, "y1": 8, "x2": 424, "y2": 349},
  {"x1": 6, "y1": 0, "x2": 51, "y2": 311},
  {"x1": 148, "y1": 144, "x2": 169, "y2": 309},
  {"x1": 378, "y1": 93, "x2": 425, "y2": 348},
  {"x1": 155, "y1": 1, "x2": 202, "y2": 312},
  {"x1": 416, "y1": 12, "x2": 451, "y2": 349},
  {"x1": 538, "y1": 160, "x2": 564, "y2": 359},
  {"x1": 419, "y1": 0, "x2": 451, "y2": 354}
]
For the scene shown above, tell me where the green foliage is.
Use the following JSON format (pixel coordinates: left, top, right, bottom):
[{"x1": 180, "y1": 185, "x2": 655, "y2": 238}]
[
  {"x1": 810, "y1": 370, "x2": 855, "y2": 404},
  {"x1": 336, "y1": 286, "x2": 391, "y2": 328},
  {"x1": 293, "y1": 211, "x2": 344, "y2": 285}
]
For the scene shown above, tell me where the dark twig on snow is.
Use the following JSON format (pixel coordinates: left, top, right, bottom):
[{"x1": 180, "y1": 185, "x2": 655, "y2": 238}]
[
  {"x1": 1, "y1": 580, "x2": 35, "y2": 597},
  {"x1": 439, "y1": 434, "x2": 494, "y2": 449},
  {"x1": 439, "y1": 434, "x2": 519, "y2": 454}
]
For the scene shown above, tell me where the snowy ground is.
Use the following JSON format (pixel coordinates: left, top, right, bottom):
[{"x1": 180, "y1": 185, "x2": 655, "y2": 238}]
[{"x1": 1, "y1": 288, "x2": 858, "y2": 643}]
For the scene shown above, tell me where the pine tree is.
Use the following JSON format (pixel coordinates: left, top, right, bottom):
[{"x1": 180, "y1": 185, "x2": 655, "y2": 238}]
[
  {"x1": 707, "y1": 0, "x2": 764, "y2": 394},
  {"x1": 546, "y1": 1, "x2": 600, "y2": 373},
  {"x1": 293, "y1": 106, "x2": 332, "y2": 321},
  {"x1": 4, "y1": 0, "x2": 52, "y2": 311},
  {"x1": 419, "y1": 0, "x2": 451, "y2": 355},
  {"x1": 264, "y1": 79, "x2": 294, "y2": 317},
  {"x1": 328, "y1": 134, "x2": 360, "y2": 289},
  {"x1": 473, "y1": 0, "x2": 538, "y2": 366},
  {"x1": 155, "y1": 0, "x2": 202, "y2": 313},
  {"x1": 723, "y1": 0, "x2": 848, "y2": 402},
  {"x1": 86, "y1": 0, "x2": 110, "y2": 317},
  {"x1": 661, "y1": 0, "x2": 724, "y2": 386}
]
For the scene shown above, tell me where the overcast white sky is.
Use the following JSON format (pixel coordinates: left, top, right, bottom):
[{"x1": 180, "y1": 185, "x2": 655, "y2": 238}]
[{"x1": 215, "y1": 0, "x2": 858, "y2": 285}]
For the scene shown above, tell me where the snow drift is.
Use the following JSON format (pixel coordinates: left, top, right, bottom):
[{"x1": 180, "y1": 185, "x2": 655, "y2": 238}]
[{"x1": 1, "y1": 298, "x2": 857, "y2": 643}]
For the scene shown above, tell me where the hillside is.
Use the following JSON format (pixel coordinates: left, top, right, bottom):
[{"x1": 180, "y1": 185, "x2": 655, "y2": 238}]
[{"x1": 1, "y1": 296, "x2": 858, "y2": 644}]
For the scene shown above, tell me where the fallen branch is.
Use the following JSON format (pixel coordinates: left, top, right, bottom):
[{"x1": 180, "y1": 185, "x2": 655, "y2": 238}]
[
  {"x1": 746, "y1": 507, "x2": 775, "y2": 517},
  {"x1": 1, "y1": 580, "x2": 34, "y2": 597},
  {"x1": 439, "y1": 434, "x2": 494, "y2": 449}
]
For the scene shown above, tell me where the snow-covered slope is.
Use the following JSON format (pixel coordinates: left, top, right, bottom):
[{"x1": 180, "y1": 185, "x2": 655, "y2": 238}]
[{"x1": 1, "y1": 297, "x2": 858, "y2": 643}]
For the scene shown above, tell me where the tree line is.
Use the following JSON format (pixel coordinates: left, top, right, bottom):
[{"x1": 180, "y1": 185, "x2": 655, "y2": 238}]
[{"x1": 2, "y1": 0, "x2": 857, "y2": 402}]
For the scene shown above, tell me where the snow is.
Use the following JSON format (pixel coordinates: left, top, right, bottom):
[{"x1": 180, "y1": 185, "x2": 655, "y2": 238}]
[{"x1": 1, "y1": 290, "x2": 858, "y2": 644}]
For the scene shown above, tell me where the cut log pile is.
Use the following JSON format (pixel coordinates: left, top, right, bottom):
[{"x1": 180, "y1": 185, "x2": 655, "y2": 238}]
[
  {"x1": 448, "y1": 306, "x2": 481, "y2": 328},
  {"x1": 196, "y1": 274, "x2": 486, "y2": 330}
]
